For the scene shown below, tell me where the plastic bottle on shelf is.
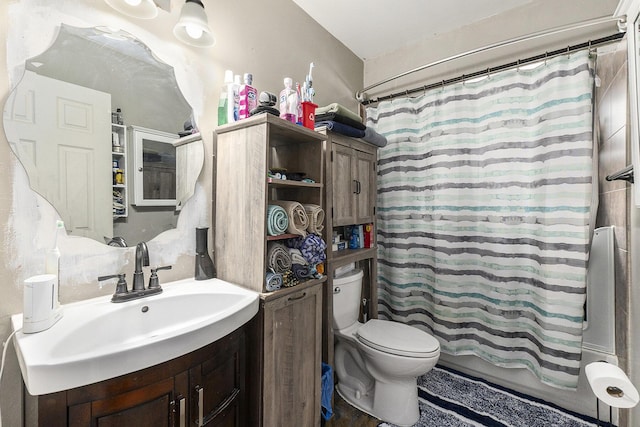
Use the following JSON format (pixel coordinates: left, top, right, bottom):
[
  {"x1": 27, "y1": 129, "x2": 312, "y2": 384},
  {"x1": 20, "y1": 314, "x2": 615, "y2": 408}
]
[
  {"x1": 279, "y1": 77, "x2": 299, "y2": 123},
  {"x1": 116, "y1": 108, "x2": 123, "y2": 125},
  {"x1": 227, "y1": 74, "x2": 241, "y2": 123},
  {"x1": 218, "y1": 70, "x2": 233, "y2": 126},
  {"x1": 238, "y1": 73, "x2": 258, "y2": 120}
]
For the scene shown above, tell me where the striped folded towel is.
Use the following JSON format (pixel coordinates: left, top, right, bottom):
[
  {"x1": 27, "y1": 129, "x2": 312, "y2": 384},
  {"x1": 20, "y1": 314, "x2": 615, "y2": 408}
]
[
  {"x1": 303, "y1": 204, "x2": 325, "y2": 234},
  {"x1": 266, "y1": 242, "x2": 292, "y2": 274},
  {"x1": 271, "y1": 200, "x2": 308, "y2": 237}
]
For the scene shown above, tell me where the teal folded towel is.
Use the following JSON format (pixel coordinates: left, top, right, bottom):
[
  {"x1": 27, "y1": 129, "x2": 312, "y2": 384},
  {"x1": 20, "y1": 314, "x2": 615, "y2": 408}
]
[{"x1": 267, "y1": 205, "x2": 289, "y2": 236}]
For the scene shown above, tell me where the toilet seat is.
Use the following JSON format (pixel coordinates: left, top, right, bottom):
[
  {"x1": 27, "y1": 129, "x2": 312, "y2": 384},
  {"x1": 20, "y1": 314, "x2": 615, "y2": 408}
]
[{"x1": 356, "y1": 319, "x2": 440, "y2": 358}]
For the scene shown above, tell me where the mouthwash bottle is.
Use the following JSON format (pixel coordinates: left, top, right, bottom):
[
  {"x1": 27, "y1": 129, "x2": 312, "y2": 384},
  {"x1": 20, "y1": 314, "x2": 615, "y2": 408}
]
[{"x1": 238, "y1": 73, "x2": 258, "y2": 119}]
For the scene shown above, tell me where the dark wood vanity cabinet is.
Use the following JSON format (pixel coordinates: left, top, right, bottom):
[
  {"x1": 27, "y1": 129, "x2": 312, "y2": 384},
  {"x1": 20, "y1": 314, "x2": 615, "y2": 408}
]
[{"x1": 26, "y1": 327, "x2": 247, "y2": 427}]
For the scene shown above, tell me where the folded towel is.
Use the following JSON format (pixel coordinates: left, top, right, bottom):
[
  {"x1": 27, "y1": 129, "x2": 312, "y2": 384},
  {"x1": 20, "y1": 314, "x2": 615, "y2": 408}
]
[
  {"x1": 288, "y1": 248, "x2": 308, "y2": 265},
  {"x1": 286, "y1": 233, "x2": 327, "y2": 265},
  {"x1": 271, "y1": 200, "x2": 308, "y2": 237},
  {"x1": 315, "y1": 112, "x2": 366, "y2": 131},
  {"x1": 265, "y1": 271, "x2": 282, "y2": 292},
  {"x1": 266, "y1": 242, "x2": 292, "y2": 274},
  {"x1": 363, "y1": 126, "x2": 388, "y2": 147},
  {"x1": 267, "y1": 205, "x2": 289, "y2": 236},
  {"x1": 282, "y1": 270, "x2": 299, "y2": 288},
  {"x1": 315, "y1": 120, "x2": 365, "y2": 138},
  {"x1": 291, "y1": 263, "x2": 313, "y2": 281},
  {"x1": 316, "y1": 103, "x2": 363, "y2": 124},
  {"x1": 303, "y1": 204, "x2": 325, "y2": 234}
]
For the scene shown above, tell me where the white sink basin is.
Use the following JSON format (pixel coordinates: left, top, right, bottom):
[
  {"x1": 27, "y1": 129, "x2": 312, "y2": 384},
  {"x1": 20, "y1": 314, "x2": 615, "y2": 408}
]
[{"x1": 11, "y1": 277, "x2": 259, "y2": 395}]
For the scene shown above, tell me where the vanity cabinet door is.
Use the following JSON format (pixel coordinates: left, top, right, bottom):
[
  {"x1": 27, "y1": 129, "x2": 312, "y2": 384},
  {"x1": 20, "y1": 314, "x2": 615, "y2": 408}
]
[
  {"x1": 67, "y1": 377, "x2": 178, "y2": 426},
  {"x1": 189, "y1": 330, "x2": 246, "y2": 427}
]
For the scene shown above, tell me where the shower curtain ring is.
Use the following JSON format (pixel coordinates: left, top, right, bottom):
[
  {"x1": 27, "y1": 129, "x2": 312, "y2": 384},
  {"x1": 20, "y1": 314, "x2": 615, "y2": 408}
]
[
  {"x1": 544, "y1": 51, "x2": 548, "y2": 66},
  {"x1": 566, "y1": 45, "x2": 571, "y2": 58}
]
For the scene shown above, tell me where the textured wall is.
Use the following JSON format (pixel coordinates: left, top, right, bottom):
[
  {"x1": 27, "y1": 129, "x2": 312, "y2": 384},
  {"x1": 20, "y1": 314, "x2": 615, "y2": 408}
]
[{"x1": 0, "y1": 1, "x2": 362, "y2": 425}]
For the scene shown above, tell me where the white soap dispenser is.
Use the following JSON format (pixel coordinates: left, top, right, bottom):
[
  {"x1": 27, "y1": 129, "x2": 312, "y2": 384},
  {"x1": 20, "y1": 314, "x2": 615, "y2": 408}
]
[{"x1": 22, "y1": 274, "x2": 63, "y2": 333}]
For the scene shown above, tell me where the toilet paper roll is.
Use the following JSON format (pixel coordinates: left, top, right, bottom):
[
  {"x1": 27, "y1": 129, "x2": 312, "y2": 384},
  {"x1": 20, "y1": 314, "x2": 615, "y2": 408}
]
[{"x1": 585, "y1": 362, "x2": 640, "y2": 408}]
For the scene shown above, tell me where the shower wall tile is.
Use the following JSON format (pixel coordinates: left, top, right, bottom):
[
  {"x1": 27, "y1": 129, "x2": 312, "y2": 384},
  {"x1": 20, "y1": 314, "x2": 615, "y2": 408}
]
[
  {"x1": 609, "y1": 68, "x2": 628, "y2": 140},
  {"x1": 599, "y1": 127, "x2": 629, "y2": 193}
]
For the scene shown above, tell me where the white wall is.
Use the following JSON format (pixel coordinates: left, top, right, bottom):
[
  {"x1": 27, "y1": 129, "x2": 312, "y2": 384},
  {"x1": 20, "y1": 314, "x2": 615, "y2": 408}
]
[
  {"x1": 362, "y1": 0, "x2": 620, "y2": 100},
  {"x1": 0, "y1": 1, "x2": 362, "y2": 425}
]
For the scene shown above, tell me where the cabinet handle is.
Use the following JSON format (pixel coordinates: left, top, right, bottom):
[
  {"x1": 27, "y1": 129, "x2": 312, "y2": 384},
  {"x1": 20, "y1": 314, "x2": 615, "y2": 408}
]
[
  {"x1": 288, "y1": 292, "x2": 307, "y2": 301},
  {"x1": 356, "y1": 180, "x2": 361, "y2": 194},
  {"x1": 353, "y1": 179, "x2": 358, "y2": 194},
  {"x1": 195, "y1": 387, "x2": 240, "y2": 426},
  {"x1": 196, "y1": 385, "x2": 204, "y2": 426},
  {"x1": 179, "y1": 396, "x2": 186, "y2": 427}
]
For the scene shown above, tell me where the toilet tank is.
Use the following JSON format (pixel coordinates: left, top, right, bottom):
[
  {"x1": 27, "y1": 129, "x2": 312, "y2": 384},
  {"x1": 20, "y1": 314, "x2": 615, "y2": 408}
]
[{"x1": 332, "y1": 269, "x2": 364, "y2": 330}]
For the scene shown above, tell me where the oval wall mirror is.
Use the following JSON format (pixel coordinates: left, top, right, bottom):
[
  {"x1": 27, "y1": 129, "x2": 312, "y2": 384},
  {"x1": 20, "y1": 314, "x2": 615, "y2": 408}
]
[{"x1": 3, "y1": 24, "x2": 198, "y2": 247}]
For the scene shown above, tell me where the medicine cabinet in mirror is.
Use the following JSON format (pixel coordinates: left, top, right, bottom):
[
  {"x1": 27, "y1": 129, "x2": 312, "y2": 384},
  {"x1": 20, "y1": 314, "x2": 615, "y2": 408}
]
[
  {"x1": 3, "y1": 24, "x2": 200, "y2": 246},
  {"x1": 130, "y1": 126, "x2": 177, "y2": 207}
]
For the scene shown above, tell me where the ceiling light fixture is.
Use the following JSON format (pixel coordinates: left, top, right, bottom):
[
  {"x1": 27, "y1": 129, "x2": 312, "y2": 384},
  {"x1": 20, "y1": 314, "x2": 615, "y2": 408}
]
[
  {"x1": 173, "y1": 0, "x2": 215, "y2": 48},
  {"x1": 104, "y1": 0, "x2": 159, "y2": 19}
]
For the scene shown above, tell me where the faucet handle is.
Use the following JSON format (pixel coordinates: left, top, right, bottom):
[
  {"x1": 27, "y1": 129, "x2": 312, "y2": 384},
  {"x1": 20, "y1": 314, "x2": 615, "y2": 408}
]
[
  {"x1": 98, "y1": 273, "x2": 128, "y2": 296},
  {"x1": 148, "y1": 265, "x2": 172, "y2": 289}
]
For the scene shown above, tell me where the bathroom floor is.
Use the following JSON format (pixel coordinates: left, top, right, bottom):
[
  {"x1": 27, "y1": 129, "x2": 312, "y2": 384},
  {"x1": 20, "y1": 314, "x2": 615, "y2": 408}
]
[{"x1": 324, "y1": 393, "x2": 380, "y2": 427}]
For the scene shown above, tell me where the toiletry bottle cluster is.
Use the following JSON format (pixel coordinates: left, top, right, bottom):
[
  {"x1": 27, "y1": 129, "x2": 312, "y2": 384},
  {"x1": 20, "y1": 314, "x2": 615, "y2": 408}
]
[
  {"x1": 280, "y1": 62, "x2": 316, "y2": 125},
  {"x1": 218, "y1": 70, "x2": 257, "y2": 125},
  {"x1": 217, "y1": 62, "x2": 316, "y2": 127}
]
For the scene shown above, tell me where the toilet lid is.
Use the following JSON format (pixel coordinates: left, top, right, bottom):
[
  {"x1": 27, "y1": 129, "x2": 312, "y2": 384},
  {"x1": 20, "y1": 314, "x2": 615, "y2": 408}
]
[{"x1": 356, "y1": 319, "x2": 440, "y2": 358}]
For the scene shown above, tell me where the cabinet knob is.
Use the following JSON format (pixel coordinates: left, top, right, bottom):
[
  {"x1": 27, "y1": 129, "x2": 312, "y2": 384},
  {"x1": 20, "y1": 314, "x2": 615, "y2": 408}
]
[{"x1": 334, "y1": 286, "x2": 341, "y2": 294}]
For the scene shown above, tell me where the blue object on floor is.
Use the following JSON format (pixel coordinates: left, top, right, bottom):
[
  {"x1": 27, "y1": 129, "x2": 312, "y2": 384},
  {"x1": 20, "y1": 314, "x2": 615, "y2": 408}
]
[{"x1": 321, "y1": 363, "x2": 334, "y2": 420}]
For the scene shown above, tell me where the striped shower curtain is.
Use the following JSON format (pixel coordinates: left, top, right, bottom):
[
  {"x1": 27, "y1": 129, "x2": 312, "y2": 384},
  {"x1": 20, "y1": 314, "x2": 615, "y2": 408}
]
[{"x1": 366, "y1": 50, "x2": 595, "y2": 390}]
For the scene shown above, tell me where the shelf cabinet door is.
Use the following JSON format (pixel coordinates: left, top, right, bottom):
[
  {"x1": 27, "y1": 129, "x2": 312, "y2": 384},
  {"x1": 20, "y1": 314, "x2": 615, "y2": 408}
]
[
  {"x1": 332, "y1": 144, "x2": 357, "y2": 226},
  {"x1": 355, "y1": 149, "x2": 376, "y2": 224},
  {"x1": 332, "y1": 144, "x2": 376, "y2": 226},
  {"x1": 262, "y1": 285, "x2": 322, "y2": 427}
]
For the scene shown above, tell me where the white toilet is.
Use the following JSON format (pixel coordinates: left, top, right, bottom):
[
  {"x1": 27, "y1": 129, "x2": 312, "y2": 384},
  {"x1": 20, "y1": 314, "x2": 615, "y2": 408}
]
[{"x1": 332, "y1": 268, "x2": 440, "y2": 426}]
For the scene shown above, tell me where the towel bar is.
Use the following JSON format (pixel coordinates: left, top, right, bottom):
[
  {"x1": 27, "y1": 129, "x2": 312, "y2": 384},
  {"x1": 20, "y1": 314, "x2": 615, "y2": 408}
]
[{"x1": 605, "y1": 164, "x2": 634, "y2": 184}]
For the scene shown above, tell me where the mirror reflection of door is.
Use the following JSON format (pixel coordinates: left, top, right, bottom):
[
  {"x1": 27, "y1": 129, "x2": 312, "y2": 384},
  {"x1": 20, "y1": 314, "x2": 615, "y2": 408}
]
[{"x1": 4, "y1": 70, "x2": 112, "y2": 240}]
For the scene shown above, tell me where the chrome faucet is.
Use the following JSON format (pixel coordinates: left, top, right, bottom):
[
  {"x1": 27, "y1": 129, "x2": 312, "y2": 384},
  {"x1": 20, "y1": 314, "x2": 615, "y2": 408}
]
[
  {"x1": 132, "y1": 241, "x2": 149, "y2": 292},
  {"x1": 98, "y1": 242, "x2": 171, "y2": 303}
]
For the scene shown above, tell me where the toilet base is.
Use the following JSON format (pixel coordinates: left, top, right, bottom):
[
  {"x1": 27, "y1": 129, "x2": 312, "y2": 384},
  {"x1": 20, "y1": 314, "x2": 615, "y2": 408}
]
[{"x1": 336, "y1": 378, "x2": 420, "y2": 427}]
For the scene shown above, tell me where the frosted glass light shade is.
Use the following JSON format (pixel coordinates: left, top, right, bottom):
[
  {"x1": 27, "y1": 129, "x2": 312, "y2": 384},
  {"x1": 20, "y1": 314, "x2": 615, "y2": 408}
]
[
  {"x1": 104, "y1": 0, "x2": 159, "y2": 19},
  {"x1": 173, "y1": 0, "x2": 215, "y2": 47}
]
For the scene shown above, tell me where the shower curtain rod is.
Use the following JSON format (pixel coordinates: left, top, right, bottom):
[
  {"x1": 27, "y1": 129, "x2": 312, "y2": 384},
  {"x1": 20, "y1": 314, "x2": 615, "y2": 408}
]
[{"x1": 356, "y1": 15, "x2": 623, "y2": 104}]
